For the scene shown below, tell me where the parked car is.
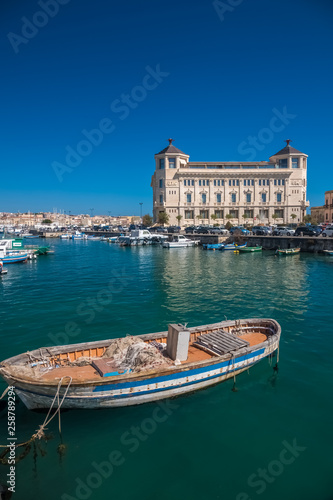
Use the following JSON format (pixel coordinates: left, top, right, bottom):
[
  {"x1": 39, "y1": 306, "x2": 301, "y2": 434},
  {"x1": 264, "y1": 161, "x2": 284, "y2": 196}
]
[
  {"x1": 229, "y1": 226, "x2": 250, "y2": 235},
  {"x1": 273, "y1": 227, "x2": 295, "y2": 236},
  {"x1": 167, "y1": 226, "x2": 181, "y2": 233},
  {"x1": 294, "y1": 226, "x2": 322, "y2": 236},
  {"x1": 252, "y1": 226, "x2": 271, "y2": 236},
  {"x1": 154, "y1": 226, "x2": 168, "y2": 233},
  {"x1": 185, "y1": 226, "x2": 198, "y2": 234},
  {"x1": 209, "y1": 227, "x2": 229, "y2": 235},
  {"x1": 321, "y1": 227, "x2": 333, "y2": 237},
  {"x1": 196, "y1": 227, "x2": 210, "y2": 234}
]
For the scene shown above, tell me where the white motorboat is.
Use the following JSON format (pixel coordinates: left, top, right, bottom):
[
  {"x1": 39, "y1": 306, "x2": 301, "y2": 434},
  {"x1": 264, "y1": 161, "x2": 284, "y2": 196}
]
[{"x1": 163, "y1": 235, "x2": 200, "y2": 248}]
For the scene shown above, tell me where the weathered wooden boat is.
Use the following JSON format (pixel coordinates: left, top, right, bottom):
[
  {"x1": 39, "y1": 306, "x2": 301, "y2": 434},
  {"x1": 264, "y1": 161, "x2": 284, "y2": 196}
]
[
  {"x1": 0, "y1": 319, "x2": 281, "y2": 410},
  {"x1": 239, "y1": 246, "x2": 262, "y2": 253},
  {"x1": 276, "y1": 247, "x2": 300, "y2": 256}
]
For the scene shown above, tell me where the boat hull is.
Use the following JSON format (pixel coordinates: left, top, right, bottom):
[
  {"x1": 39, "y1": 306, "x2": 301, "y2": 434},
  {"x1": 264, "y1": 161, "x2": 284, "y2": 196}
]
[
  {"x1": 3, "y1": 341, "x2": 278, "y2": 410},
  {"x1": 1, "y1": 254, "x2": 28, "y2": 264}
]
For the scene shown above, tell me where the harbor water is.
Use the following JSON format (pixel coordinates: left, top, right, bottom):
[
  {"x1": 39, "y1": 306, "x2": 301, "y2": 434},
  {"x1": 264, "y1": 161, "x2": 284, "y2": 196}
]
[{"x1": 0, "y1": 240, "x2": 332, "y2": 500}]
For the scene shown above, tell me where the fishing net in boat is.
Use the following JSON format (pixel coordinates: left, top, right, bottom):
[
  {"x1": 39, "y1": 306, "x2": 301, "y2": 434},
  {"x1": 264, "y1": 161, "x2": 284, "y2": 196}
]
[{"x1": 103, "y1": 336, "x2": 172, "y2": 373}]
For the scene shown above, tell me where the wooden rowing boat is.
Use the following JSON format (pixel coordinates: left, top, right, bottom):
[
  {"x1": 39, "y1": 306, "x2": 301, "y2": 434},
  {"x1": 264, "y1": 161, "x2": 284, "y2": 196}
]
[
  {"x1": 0, "y1": 318, "x2": 281, "y2": 410},
  {"x1": 276, "y1": 247, "x2": 300, "y2": 255},
  {"x1": 239, "y1": 246, "x2": 262, "y2": 253}
]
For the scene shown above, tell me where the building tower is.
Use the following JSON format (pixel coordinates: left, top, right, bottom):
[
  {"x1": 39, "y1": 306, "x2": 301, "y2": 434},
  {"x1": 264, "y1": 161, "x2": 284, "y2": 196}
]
[{"x1": 151, "y1": 139, "x2": 189, "y2": 223}]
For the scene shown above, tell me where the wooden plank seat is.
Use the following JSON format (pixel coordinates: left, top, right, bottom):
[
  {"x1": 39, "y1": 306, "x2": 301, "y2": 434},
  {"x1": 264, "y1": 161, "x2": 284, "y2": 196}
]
[{"x1": 193, "y1": 329, "x2": 250, "y2": 356}]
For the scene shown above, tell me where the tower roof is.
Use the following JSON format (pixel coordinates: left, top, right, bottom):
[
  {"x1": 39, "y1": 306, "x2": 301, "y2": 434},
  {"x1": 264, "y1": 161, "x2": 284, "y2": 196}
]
[
  {"x1": 156, "y1": 139, "x2": 187, "y2": 155},
  {"x1": 272, "y1": 140, "x2": 306, "y2": 156}
]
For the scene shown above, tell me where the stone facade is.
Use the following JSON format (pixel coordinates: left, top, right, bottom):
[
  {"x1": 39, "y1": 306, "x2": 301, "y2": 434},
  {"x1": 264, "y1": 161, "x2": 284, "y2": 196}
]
[
  {"x1": 151, "y1": 140, "x2": 309, "y2": 226},
  {"x1": 311, "y1": 190, "x2": 333, "y2": 224}
]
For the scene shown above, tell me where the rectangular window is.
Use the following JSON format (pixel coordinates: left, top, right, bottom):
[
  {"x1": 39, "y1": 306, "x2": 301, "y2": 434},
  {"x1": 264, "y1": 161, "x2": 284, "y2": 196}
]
[
  {"x1": 202, "y1": 194, "x2": 207, "y2": 204},
  {"x1": 236, "y1": 180, "x2": 239, "y2": 186},
  {"x1": 159, "y1": 159, "x2": 165, "y2": 169},
  {"x1": 279, "y1": 159, "x2": 288, "y2": 168},
  {"x1": 275, "y1": 209, "x2": 284, "y2": 218},
  {"x1": 217, "y1": 193, "x2": 221, "y2": 203},
  {"x1": 246, "y1": 193, "x2": 251, "y2": 203},
  {"x1": 203, "y1": 180, "x2": 206, "y2": 186},
  {"x1": 244, "y1": 210, "x2": 253, "y2": 218},
  {"x1": 278, "y1": 179, "x2": 281, "y2": 186},
  {"x1": 244, "y1": 180, "x2": 246, "y2": 186},
  {"x1": 247, "y1": 180, "x2": 251, "y2": 186},
  {"x1": 187, "y1": 194, "x2": 191, "y2": 203},
  {"x1": 292, "y1": 158, "x2": 299, "y2": 168},
  {"x1": 267, "y1": 180, "x2": 269, "y2": 186},
  {"x1": 199, "y1": 180, "x2": 202, "y2": 186},
  {"x1": 282, "y1": 179, "x2": 285, "y2": 186},
  {"x1": 159, "y1": 179, "x2": 163, "y2": 188},
  {"x1": 231, "y1": 193, "x2": 236, "y2": 203},
  {"x1": 233, "y1": 180, "x2": 235, "y2": 186},
  {"x1": 274, "y1": 180, "x2": 277, "y2": 186},
  {"x1": 200, "y1": 210, "x2": 209, "y2": 219},
  {"x1": 191, "y1": 180, "x2": 194, "y2": 186},
  {"x1": 169, "y1": 158, "x2": 176, "y2": 168},
  {"x1": 185, "y1": 210, "x2": 194, "y2": 219},
  {"x1": 214, "y1": 180, "x2": 216, "y2": 186},
  {"x1": 277, "y1": 193, "x2": 282, "y2": 202},
  {"x1": 263, "y1": 180, "x2": 265, "y2": 186},
  {"x1": 262, "y1": 193, "x2": 266, "y2": 202},
  {"x1": 229, "y1": 210, "x2": 238, "y2": 218},
  {"x1": 207, "y1": 180, "x2": 209, "y2": 186},
  {"x1": 215, "y1": 210, "x2": 223, "y2": 218},
  {"x1": 218, "y1": 180, "x2": 220, "y2": 186},
  {"x1": 159, "y1": 195, "x2": 163, "y2": 203},
  {"x1": 229, "y1": 180, "x2": 232, "y2": 186},
  {"x1": 259, "y1": 180, "x2": 261, "y2": 186},
  {"x1": 221, "y1": 180, "x2": 224, "y2": 186},
  {"x1": 251, "y1": 180, "x2": 254, "y2": 186},
  {"x1": 184, "y1": 180, "x2": 186, "y2": 186}
]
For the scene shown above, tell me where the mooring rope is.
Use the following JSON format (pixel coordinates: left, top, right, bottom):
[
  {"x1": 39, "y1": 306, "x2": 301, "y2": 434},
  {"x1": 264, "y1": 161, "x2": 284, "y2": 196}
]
[
  {"x1": 0, "y1": 376, "x2": 72, "y2": 450},
  {"x1": 0, "y1": 386, "x2": 9, "y2": 400}
]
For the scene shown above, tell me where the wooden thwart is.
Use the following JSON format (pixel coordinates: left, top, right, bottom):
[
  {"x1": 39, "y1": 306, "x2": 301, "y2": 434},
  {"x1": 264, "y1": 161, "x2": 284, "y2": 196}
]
[{"x1": 193, "y1": 330, "x2": 250, "y2": 356}]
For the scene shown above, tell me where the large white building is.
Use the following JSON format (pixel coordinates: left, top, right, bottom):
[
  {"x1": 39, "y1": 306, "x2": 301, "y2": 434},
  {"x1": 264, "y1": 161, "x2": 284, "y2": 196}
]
[{"x1": 151, "y1": 139, "x2": 309, "y2": 226}]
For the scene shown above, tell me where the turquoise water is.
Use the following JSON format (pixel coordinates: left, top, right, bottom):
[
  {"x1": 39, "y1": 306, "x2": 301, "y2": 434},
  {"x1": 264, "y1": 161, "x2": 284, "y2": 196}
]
[{"x1": 0, "y1": 240, "x2": 333, "y2": 500}]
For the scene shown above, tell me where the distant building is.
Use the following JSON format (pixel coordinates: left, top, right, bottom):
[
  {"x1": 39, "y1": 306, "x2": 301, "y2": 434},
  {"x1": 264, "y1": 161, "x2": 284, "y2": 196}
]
[
  {"x1": 311, "y1": 190, "x2": 333, "y2": 223},
  {"x1": 151, "y1": 139, "x2": 309, "y2": 225}
]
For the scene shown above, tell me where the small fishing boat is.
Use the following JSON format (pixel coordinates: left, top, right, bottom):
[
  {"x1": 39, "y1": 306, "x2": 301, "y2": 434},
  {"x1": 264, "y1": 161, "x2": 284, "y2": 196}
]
[
  {"x1": 22, "y1": 234, "x2": 39, "y2": 239},
  {"x1": 219, "y1": 243, "x2": 247, "y2": 251},
  {"x1": 239, "y1": 246, "x2": 262, "y2": 253},
  {"x1": 60, "y1": 234, "x2": 72, "y2": 239},
  {"x1": 276, "y1": 248, "x2": 300, "y2": 256},
  {"x1": 323, "y1": 250, "x2": 333, "y2": 256},
  {"x1": 163, "y1": 235, "x2": 199, "y2": 248},
  {"x1": 0, "y1": 251, "x2": 28, "y2": 264},
  {"x1": 203, "y1": 243, "x2": 225, "y2": 250},
  {"x1": 0, "y1": 318, "x2": 281, "y2": 410}
]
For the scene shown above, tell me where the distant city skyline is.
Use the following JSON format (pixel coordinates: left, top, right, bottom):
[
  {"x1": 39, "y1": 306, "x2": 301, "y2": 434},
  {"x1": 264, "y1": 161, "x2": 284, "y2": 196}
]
[{"x1": 1, "y1": 0, "x2": 332, "y2": 214}]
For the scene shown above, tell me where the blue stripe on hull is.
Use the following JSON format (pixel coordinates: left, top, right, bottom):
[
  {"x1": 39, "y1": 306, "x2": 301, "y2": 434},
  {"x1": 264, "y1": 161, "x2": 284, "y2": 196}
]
[{"x1": 93, "y1": 348, "x2": 265, "y2": 393}]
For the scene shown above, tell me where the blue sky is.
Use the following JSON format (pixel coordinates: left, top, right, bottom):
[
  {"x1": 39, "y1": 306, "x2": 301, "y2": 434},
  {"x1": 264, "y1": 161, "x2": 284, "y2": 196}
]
[{"x1": 1, "y1": 0, "x2": 332, "y2": 215}]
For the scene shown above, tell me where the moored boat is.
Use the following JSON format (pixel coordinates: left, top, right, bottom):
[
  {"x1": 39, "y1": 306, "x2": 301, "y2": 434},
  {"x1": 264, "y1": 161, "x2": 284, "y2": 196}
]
[
  {"x1": 163, "y1": 235, "x2": 200, "y2": 248},
  {"x1": 203, "y1": 243, "x2": 225, "y2": 250},
  {"x1": 323, "y1": 250, "x2": 333, "y2": 256},
  {"x1": 219, "y1": 243, "x2": 247, "y2": 251},
  {"x1": 276, "y1": 247, "x2": 300, "y2": 256},
  {"x1": 0, "y1": 318, "x2": 281, "y2": 410},
  {"x1": 239, "y1": 246, "x2": 262, "y2": 253},
  {"x1": 0, "y1": 261, "x2": 8, "y2": 275}
]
